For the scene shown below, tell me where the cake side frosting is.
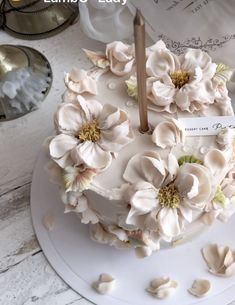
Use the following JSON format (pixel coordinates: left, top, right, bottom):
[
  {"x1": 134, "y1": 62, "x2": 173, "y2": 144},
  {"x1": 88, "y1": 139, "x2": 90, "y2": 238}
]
[{"x1": 47, "y1": 40, "x2": 235, "y2": 257}]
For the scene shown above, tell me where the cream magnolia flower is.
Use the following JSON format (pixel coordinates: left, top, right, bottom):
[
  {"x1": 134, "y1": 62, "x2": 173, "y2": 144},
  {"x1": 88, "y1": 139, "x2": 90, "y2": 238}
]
[
  {"x1": 146, "y1": 42, "x2": 217, "y2": 112},
  {"x1": 106, "y1": 41, "x2": 135, "y2": 76},
  {"x1": 49, "y1": 95, "x2": 133, "y2": 170},
  {"x1": 124, "y1": 152, "x2": 216, "y2": 242},
  {"x1": 152, "y1": 118, "x2": 185, "y2": 148},
  {"x1": 62, "y1": 191, "x2": 99, "y2": 225},
  {"x1": 64, "y1": 68, "x2": 97, "y2": 95},
  {"x1": 123, "y1": 152, "x2": 213, "y2": 241}
]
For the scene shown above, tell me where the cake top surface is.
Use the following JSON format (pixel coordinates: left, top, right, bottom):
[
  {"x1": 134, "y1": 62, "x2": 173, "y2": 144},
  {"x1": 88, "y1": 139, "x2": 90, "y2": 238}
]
[{"x1": 47, "y1": 40, "x2": 235, "y2": 254}]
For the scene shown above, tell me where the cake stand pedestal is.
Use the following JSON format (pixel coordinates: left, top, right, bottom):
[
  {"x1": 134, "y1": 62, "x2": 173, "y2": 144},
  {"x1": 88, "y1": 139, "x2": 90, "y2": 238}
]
[{"x1": 31, "y1": 151, "x2": 235, "y2": 305}]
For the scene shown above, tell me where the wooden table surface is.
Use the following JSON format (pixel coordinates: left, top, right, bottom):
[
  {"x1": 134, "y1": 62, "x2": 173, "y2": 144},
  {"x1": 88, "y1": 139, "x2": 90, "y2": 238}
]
[{"x1": 1, "y1": 20, "x2": 235, "y2": 305}]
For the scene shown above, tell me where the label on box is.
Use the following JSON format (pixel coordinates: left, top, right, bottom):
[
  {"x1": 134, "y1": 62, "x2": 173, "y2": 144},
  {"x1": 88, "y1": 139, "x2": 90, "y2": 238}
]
[{"x1": 178, "y1": 116, "x2": 235, "y2": 136}]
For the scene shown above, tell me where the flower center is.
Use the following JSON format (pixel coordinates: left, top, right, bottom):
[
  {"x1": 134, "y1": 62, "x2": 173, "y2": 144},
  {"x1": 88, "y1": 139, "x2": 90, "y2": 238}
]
[
  {"x1": 78, "y1": 120, "x2": 101, "y2": 142},
  {"x1": 170, "y1": 70, "x2": 190, "y2": 89},
  {"x1": 158, "y1": 184, "x2": 181, "y2": 209}
]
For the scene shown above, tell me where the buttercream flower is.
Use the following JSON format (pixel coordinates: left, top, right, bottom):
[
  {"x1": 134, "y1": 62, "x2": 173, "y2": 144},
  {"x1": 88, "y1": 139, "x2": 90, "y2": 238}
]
[
  {"x1": 123, "y1": 151, "x2": 213, "y2": 241},
  {"x1": 106, "y1": 41, "x2": 135, "y2": 76},
  {"x1": 64, "y1": 68, "x2": 97, "y2": 95},
  {"x1": 213, "y1": 167, "x2": 235, "y2": 222},
  {"x1": 152, "y1": 118, "x2": 185, "y2": 148},
  {"x1": 146, "y1": 41, "x2": 217, "y2": 112},
  {"x1": 63, "y1": 165, "x2": 97, "y2": 192},
  {"x1": 49, "y1": 95, "x2": 133, "y2": 170},
  {"x1": 93, "y1": 274, "x2": 116, "y2": 295},
  {"x1": 202, "y1": 244, "x2": 235, "y2": 277},
  {"x1": 147, "y1": 277, "x2": 178, "y2": 299},
  {"x1": 216, "y1": 128, "x2": 234, "y2": 150},
  {"x1": 62, "y1": 191, "x2": 99, "y2": 224}
]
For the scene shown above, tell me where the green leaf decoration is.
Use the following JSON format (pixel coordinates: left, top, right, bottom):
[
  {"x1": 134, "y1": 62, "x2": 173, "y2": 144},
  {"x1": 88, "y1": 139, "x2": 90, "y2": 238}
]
[
  {"x1": 125, "y1": 76, "x2": 138, "y2": 100},
  {"x1": 215, "y1": 63, "x2": 233, "y2": 83},
  {"x1": 178, "y1": 155, "x2": 203, "y2": 166},
  {"x1": 213, "y1": 186, "x2": 227, "y2": 208}
]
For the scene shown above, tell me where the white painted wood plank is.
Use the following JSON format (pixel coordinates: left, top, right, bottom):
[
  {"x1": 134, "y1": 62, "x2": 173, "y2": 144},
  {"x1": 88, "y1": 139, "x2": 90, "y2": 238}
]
[
  {"x1": 0, "y1": 184, "x2": 40, "y2": 272},
  {"x1": 0, "y1": 252, "x2": 84, "y2": 305},
  {"x1": 0, "y1": 183, "x2": 90, "y2": 305}
]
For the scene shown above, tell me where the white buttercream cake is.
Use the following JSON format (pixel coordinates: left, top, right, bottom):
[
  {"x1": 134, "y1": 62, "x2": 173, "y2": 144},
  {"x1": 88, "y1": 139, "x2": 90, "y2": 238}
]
[{"x1": 48, "y1": 41, "x2": 235, "y2": 258}]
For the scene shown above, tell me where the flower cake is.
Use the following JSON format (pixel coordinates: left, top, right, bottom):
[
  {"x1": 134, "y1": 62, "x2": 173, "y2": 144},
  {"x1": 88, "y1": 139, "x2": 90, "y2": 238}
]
[{"x1": 48, "y1": 41, "x2": 235, "y2": 258}]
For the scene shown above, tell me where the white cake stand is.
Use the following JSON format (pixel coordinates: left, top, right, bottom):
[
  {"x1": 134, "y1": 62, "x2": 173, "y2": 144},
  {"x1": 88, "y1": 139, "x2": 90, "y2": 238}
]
[{"x1": 31, "y1": 151, "x2": 235, "y2": 305}]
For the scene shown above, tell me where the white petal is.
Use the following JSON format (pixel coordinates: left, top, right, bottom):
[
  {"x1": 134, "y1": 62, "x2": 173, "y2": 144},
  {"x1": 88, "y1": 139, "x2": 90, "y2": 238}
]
[
  {"x1": 123, "y1": 152, "x2": 165, "y2": 186},
  {"x1": 158, "y1": 208, "x2": 181, "y2": 239},
  {"x1": 77, "y1": 95, "x2": 102, "y2": 121},
  {"x1": 181, "y1": 48, "x2": 217, "y2": 80},
  {"x1": 151, "y1": 80, "x2": 175, "y2": 106},
  {"x1": 164, "y1": 153, "x2": 179, "y2": 184},
  {"x1": 188, "y1": 279, "x2": 211, "y2": 298},
  {"x1": 179, "y1": 205, "x2": 193, "y2": 223},
  {"x1": 152, "y1": 119, "x2": 185, "y2": 149},
  {"x1": 204, "y1": 149, "x2": 227, "y2": 175},
  {"x1": 140, "y1": 155, "x2": 166, "y2": 188},
  {"x1": 131, "y1": 188, "x2": 158, "y2": 214},
  {"x1": 49, "y1": 134, "x2": 78, "y2": 159},
  {"x1": 187, "y1": 174, "x2": 200, "y2": 199},
  {"x1": 99, "y1": 119, "x2": 133, "y2": 152},
  {"x1": 71, "y1": 142, "x2": 112, "y2": 170},
  {"x1": 98, "y1": 104, "x2": 121, "y2": 130},
  {"x1": 146, "y1": 48, "x2": 180, "y2": 77},
  {"x1": 55, "y1": 103, "x2": 84, "y2": 133},
  {"x1": 175, "y1": 163, "x2": 212, "y2": 210}
]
